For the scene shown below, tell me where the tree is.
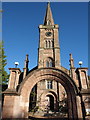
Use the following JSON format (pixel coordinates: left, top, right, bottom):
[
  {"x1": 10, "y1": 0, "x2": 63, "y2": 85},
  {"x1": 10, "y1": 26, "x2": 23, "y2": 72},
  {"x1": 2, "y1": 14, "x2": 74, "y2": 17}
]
[{"x1": 0, "y1": 41, "x2": 9, "y2": 85}]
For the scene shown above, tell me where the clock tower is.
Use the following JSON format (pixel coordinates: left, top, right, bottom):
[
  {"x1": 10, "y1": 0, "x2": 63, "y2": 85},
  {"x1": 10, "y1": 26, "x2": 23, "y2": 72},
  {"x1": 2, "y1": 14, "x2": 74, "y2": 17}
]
[
  {"x1": 2, "y1": 3, "x2": 90, "y2": 119},
  {"x1": 38, "y1": 2, "x2": 61, "y2": 69}
]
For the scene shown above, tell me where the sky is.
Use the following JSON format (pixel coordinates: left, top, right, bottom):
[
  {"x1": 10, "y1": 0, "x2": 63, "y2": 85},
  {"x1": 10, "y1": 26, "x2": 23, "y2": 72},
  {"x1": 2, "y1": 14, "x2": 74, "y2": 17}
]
[{"x1": 2, "y1": 2, "x2": 88, "y2": 74}]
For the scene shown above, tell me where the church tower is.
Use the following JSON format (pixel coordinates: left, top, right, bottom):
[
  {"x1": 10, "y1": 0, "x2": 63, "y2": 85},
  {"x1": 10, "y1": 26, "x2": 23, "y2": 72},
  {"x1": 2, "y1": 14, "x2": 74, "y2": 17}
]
[
  {"x1": 38, "y1": 2, "x2": 61, "y2": 69},
  {"x1": 2, "y1": 3, "x2": 90, "y2": 119}
]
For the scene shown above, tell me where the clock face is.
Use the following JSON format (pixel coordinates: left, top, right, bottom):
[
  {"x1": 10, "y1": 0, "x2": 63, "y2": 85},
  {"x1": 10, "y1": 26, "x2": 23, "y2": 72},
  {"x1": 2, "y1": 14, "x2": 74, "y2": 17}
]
[{"x1": 45, "y1": 32, "x2": 52, "y2": 37}]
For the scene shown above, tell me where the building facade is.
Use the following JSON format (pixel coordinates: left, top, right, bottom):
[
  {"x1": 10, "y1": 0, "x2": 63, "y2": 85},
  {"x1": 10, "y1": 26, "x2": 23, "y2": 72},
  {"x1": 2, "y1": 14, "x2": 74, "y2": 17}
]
[{"x1": 2, "y1": 3, "x2": 90, "y2": 119}]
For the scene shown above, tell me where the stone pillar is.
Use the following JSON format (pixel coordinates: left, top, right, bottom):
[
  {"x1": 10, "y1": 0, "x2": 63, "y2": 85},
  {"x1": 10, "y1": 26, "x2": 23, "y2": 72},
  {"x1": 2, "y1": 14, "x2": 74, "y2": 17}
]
[
  {"x1": 2, "y1": 95, "x2": 21, "y2": 118},
  {"x1": 23, "y1": 54, "x2": 29, "y2": 79},
  {"x1": 76, "y1": 96, "x2": 83, "y2": 118},
  {"x1": 57, "y1": 81, "x2": 59, "y2": 110},
  {"x1": 8, "y1": 68, "x2": 21, "y2": 90},
  {"x1": 76, "y1": 68, "x2": 88, "y2": 89},
  {"x1": 69, "y1": 54, "x2": 79, "y2": 87}
]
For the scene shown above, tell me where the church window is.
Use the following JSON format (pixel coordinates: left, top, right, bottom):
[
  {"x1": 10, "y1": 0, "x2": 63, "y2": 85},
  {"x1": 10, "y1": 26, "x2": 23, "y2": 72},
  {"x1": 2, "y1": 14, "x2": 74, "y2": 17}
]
[
  {"x1": 47, "y1": 80, "x2": 52, "y2": 89},
  {"x1": 45, "y1": 39, "x2": 53, "y2": 48},
  {"x1": 46, "y1": 61, "x2": 49, "y2": 67},
  {"x1": 51, "y1": 41, "x2": 53, "y2": 48},
  {"x1": 46, "y1": 60, "x2": 53, "y2": 67},
  {"x1": 46, "y1": 41, "x2": 48, "y2": 48},
  {"x1": 49, "y1": 41, "x2": 51, "y2": 48},
  {"x1": 47, "y1": 41, "x2": 49, "y2": 48},
  {"x1": 50, "y1": 61, "x2": 53, "y2": 67},
  {"x1": 46, "y1": 58, "x2": 53, "y2": 67}
]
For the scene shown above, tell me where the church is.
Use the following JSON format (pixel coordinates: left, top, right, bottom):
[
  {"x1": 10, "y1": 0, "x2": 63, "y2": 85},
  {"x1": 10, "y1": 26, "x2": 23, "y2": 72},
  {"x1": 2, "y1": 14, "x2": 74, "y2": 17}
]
[{"x1": 2, "y1": 2, "x2": 90, "y2": 119}]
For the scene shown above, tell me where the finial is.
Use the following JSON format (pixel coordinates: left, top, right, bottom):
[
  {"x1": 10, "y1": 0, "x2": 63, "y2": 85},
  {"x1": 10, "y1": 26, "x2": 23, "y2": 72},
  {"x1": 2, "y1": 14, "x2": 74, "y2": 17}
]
[
  {"x1": 23, "y1": 54, "x2": 29, "y2": 79},
  {"x1": 24, "y1": 54, "x2": 29, "y2": 68},
  {"x1": 48, "y1": 0, "x2": 50, "y2": 3},
  {"x1": 47, "y1": 1, "x2": 50, "y2": 10},
  {"x1": 69, "y1": 53, "x2": 73, "y2": 59},
  {"x1": 25, "y1": 54, "x2": 29, "y2": 62},
  {"x1": 69, "y1": 53, "x2": 74, "y2": 68},
  {"x1": 47, "y1": 2, "x2": 50, "y2": 8}
]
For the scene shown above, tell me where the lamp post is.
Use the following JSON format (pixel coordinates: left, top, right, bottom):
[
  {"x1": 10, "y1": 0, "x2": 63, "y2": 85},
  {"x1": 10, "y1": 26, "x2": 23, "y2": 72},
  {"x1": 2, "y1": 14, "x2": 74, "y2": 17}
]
[
  {"x1": 79, "y1": 61, "x2": 83, "y2": 68},
  {"x1": 15, "y1": 62, "x2": 19, "y2": 68}
]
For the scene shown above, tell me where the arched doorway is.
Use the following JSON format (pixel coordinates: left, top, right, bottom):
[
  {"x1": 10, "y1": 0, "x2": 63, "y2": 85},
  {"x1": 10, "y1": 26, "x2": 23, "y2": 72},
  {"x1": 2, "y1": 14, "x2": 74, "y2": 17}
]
[
  {"x1": 46, "y1": 95, "x2": 54, "y2": 110},
  {"x1": 18, "y1": 68, "x2": 79, "y2": 119},
  {"x1": 28, "y1": 79, "x2": 68, "y2": 117}
]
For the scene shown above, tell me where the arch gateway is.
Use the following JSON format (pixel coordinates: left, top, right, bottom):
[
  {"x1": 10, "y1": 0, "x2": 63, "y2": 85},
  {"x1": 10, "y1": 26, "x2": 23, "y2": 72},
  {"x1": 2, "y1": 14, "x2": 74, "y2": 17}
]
[{"x1": 2, "y1": 2, "x2": 90, "y2": 119}]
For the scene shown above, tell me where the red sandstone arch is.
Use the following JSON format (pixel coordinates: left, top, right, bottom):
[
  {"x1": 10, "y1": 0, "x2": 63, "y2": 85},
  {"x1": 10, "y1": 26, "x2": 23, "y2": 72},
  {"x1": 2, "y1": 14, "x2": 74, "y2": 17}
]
[
  {"x1": 40, "y1": 90, "x2": 58, "y2": 111},
  {"x1": 18, "y1": 68, "x2": 79, "y2": 119}
]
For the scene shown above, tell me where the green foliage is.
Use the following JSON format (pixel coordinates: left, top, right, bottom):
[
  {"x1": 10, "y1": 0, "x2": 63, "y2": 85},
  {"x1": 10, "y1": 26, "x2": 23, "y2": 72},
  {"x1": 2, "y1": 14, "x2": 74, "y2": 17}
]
[{"x1": 0, "y1": 41, "x2": 9, "y2": 85}]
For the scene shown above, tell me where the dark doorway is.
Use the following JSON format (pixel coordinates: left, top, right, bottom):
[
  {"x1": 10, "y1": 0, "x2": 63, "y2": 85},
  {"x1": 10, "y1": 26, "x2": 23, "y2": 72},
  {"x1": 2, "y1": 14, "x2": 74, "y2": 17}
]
[{"x1": 47, "y1": 95, "x2": 54, "y2": 110}]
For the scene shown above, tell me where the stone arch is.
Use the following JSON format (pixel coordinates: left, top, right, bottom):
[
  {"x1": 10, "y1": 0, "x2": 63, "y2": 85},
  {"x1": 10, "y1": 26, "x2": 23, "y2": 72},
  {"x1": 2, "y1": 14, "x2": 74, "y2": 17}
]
[
  {"x1": 18, "y1": 68, "x2": 79, "y2": 119},
  {"x1": 39, "y1": 90, "x2": 58, "y2": 111}
]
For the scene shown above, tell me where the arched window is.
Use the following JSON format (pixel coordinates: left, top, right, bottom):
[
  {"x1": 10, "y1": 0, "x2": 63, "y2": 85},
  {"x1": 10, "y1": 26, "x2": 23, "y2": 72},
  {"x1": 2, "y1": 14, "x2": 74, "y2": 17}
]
[
  {"x1": 45, "y1": 40, "x2": 53, "y2": 48},
  {"x1": 46, "y1": 61, "x2": 49, "y2": 67},
  {"x1": 49, "y1": 61, "x2": 53, "y2": 67},
  {"x1": 51, "y1": 41, "x2": 53, "y2": 48},
  {"x1": 45, "y1": 40, "x2": 49, "y2": 48},
  {"x1": 49, "y1": 41, "x2": 51, "y2": 48},
  {"x1": 46, "y1": 41, "x2": 48, "y2": 48},
  {"x1": 46, "y1": 58, "x2": 53, "y2": 67}
]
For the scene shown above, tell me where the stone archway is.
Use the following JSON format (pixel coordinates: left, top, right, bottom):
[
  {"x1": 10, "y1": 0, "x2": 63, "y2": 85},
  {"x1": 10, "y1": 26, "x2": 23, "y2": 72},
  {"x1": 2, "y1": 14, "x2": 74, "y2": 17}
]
[
  {"x1": 18, "y1": 68, "x2": 79, "y2": 119},
  {"x1": 38, "y1": 90, "x2": 58, "y2": 112}
]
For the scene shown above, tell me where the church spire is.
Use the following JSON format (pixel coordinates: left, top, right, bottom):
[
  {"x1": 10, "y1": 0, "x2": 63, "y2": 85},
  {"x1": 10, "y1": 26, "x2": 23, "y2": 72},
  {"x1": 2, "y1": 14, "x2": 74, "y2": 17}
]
[
  {"x1": 44, "y1": 2, "x2": 54, "y2": 25},
  {"x1": 38, "y1": 3, "x2": 60, "y2": 68}
]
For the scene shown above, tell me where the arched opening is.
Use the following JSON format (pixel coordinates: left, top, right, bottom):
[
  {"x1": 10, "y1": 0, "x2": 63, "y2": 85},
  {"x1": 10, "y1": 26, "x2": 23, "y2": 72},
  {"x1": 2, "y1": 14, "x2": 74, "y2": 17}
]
[
  {"x1": 45, "y1": 40, "x2": 53, "y2": 49},
  {"x1": 49, "y1": 61, "x2": 53, "y2": 67},
  {"x1": 46, "y1": 61, "x2": 49, "y2": 67},
  {"x1": 46, "y1": 41, "x2": 48, "y2": 48},
  {"x1": 29, "y1": 84, "x2": 37, "y2": 112},
  {"x1": 51, "y1": 41, "x2": 53, "y2": 48},
  {"x1": 28, "y1": 79, "x2": 68, "y2": 118},
  {"x1": 45, "y1": 57, "x2": 53, "y2": 67},
  {"x1": 19, "y1": 68, "x2": 78, "y2": 119},
  {"x1": 49, "y1": 41, "x2": 51, "y2": 48},
  {"x1": 46, "y1": 95, "x2": 54, "y2": 110}
]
